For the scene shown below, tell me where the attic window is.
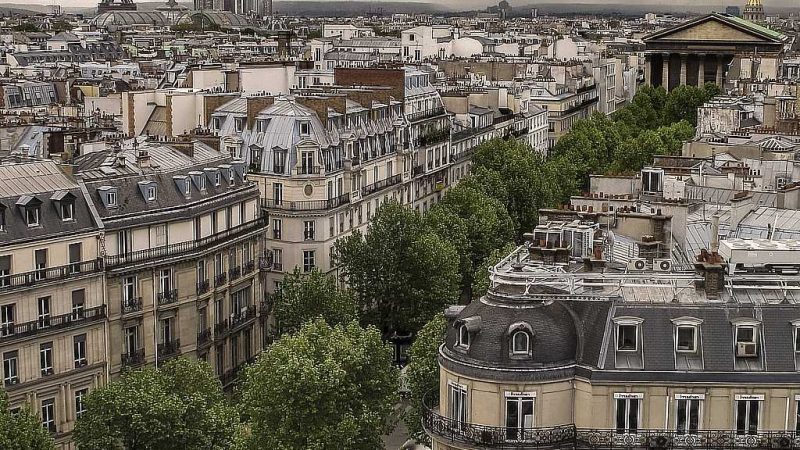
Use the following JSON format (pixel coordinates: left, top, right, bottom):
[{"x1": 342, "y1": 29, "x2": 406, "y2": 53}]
[
  {"x1": 147, "y1": 186, "x2": 157, "y2": 201},
  {"x1": 617, "y1": 325, "x2": 637, "y2": 351},
  {"x1": 107, "y1": 191, "x2": 117, "y2": 207},
  {"x1": 229, "y1": 169, "x2": 235, "y2": 184},
  {"x1": 735, "y1": 323, "x2": 759, "y2": 358},
  {"x1": 212, "y1": 117, "x2": 221, "y2": 130},
  {"x1": 676, "y1": 326, "x2": 697, "y2": 353},
  {"x1": 235, "y1": 118, "x2": 244, "y2": 133},
  {"x1": 457, "y1": 324, "x2": 470, "y2": 349},
  {"x1": 299, "y1": 121, "x2": 310, "y2": 136},
  {"x1": 184, "y1": 179, "x2": 191, "y2": 196},
  {"x1": 256, "y1": 119, "x2": 268, "y2": 133},
  {"x1": 25, "y1": 206, "x2": 40, "y2": 227},
  {"x1": 512, "y1": 331, "x2": 529, "y2": 355},
  {"x1": 0, "y1": 207, "x2": 5, "y2": 231},
  {"x1": 60, "y1": 201, "x2": 74, "y2": 221}
]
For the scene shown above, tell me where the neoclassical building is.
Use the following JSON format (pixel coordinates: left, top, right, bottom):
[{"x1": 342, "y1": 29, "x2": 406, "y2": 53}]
[
  {"x1": 643, "y1": 13, "x2": 784, "y2": 90},
  {"x1": 426, "y1": 238, "x2": 800, "y2": 449}
]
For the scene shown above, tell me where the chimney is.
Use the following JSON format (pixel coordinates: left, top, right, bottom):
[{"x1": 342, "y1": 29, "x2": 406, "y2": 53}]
[
  {"x1": 694, "y1": 249, "x2": 725, "y2": 299},
  {"x1": 777, "y1": 183, "x2": 800, "y2": 210},
  {"x1": 246, "y1": 96, "x2": 275, "y2": 129},
  {"x1": 710, "y1": 211, "x2": 721, "y2": 252},
  {"x1": 730, "y1": 191, "x2": 754, "y2": 232},
  {"x1": 136, "y1": 146, "x2": 151, "y2": 169}
]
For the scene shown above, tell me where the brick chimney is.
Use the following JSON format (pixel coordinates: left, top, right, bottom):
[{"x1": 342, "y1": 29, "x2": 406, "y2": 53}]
[{"x1": 694, "y1": 249, "x2": 725, "y2": 299}]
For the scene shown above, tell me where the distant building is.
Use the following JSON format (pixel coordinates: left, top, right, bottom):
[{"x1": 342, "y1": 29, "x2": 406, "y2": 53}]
[
  {"x1": 726, "y1": 5, "x2": 741, "y2": 17},
  {"x1": 194, "y1": 0, "x2": 271, "y2": 16},
  {"x1": 97, "y1": 0, "x2": 137, "y2": 14},
  {"x1": 742, "y1": 0, "x2": 765, "y2": 23}
]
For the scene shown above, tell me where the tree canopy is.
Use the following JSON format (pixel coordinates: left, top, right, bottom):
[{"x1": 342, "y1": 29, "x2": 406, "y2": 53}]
[
  {"x1": 403, "y1": 313, "x2": 447, "y2": 444},
  {"x1": 0, "y1": 392, "x2": 54, "y2": 450},
  {"x1": 334, "y1": 200, "x2": 460, "y2": 334},
  {"x1": 272, "y1": 268, "x2": 358, "y2": 336},
  {"x1": 239, "y1": 319, "x2": 398, "y2": 450},
  {"x1": 73, "y1": 358, "x2": 239, "y2": 450}
]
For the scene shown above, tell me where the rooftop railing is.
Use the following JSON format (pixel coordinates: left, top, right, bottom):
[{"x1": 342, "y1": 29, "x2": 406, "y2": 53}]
[
  {"x1": 261, "y1": 193, "x2": 350, "y2": 211},
  {"x1": 362, "y1": 174, "x2": 402, "y2": 197}
]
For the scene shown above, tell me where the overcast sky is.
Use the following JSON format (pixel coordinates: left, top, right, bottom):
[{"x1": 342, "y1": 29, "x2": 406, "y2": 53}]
[{"x1": 2, "y1": 0, "x2": 799, "y2": 7}]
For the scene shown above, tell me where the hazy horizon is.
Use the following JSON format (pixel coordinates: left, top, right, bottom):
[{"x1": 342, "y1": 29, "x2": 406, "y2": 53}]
[{"x1": 4, "y1": 0, "x2": 800, "y2": 6}]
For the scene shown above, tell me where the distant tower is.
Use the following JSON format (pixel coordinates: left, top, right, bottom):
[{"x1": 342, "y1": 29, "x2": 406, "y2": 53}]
[
  {"x1": 97, "y1": 0, "x2": 137, "y2": 14},
  {"x1": 742, "y1": 0, "x2": 765, "y2": 22}
]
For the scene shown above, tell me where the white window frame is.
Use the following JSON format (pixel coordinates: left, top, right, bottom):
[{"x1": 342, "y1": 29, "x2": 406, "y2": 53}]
[
  {"x1": 735, "y1": 395, "x2": 763, "y2": 436},
  {"x1": 303, "y1": 220, "x2": 315, "y2": 241},
  {"x1": 60, "y1": 202, "x2": 74, "y2": 221},
  {"x1": 26, "y1": 207, "x2": 40, "y2": 227},
  {"x1": 303, "y1": 250, "x2": 315, "y2": 272},
  {"x1": 616, "y1": 324, "x2": 639, "y2": 352},
  {"x1": 147, "y1": 186, "x2": 157, "y2": 201},
  {"x1": 448, "y1": 381, "x2": 467, "y2": 426},
  {"x1": 457, "y1": 324, "x2": 470, "y2": 349},
  {"x1": 299, "y1": 121, "x2": 310, "y2": 136},
  {"x1": 614, "y1": 393, "x2": 643, "y2": 434},
  {"x1": 675, "y1": 394, "x2": 704, "y2": 435},
  {"x1": 74, "y1": 388, "x2": 88, "y2": 418},
  {"x1": 504, "y1": 391, "x2": 535, "y2": 441},
  {"x1": 676, "y1": 325, "x2": 698, "y2": 353},
  {"x1": 106, "y1": 191, "x2": 117, "y2": 206},
  {"x1": 511, "y1": 330, "x2": 529, "y2": 355},
  {"x1": 41, "y1": 398, "x2": 56, "y2": 433}
]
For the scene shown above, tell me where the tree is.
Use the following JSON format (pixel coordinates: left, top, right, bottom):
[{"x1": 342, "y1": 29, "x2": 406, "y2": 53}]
[
  {"x1": 334, "y1": 200, "x2": 460, "y2": 335},
  {"x1": 0, "y1": 392, "x2": 54, "y2": 450},
  {"x1": 471, "y1": 242, "x2": 519, "y2": 298},
  {"x1": 272, "y1": 268, "x2": 357, "y2": 335},
  {"x1": 403, "y1": 313, "x2": 447, "y2": 444},
  {"x1": 426, "y1": 184, "x2": 514, "y2": 298},
  {"x1": 50, "y1": 20, "x2": 73, "y2": 33},
  {"x1": 74, "y1": 358, "x2": 239, "y2": 450},
  {"x1": 662, "y1": 85, "x2": 710, "y2": 127},
  {"x1": 239, "y1": 319, "x2": 398, "y2": 450},
  {"x1": 12, "y1": 22, "x2": 39, "y2": 32}
]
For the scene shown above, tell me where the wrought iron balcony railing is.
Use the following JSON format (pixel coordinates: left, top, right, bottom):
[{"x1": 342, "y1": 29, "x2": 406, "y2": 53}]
[
  {"x1": 229, "y1": 266, "x2": 241, "y2": 281},
  {"x1": 157, "y1": 289, "x2": 178, "y2": 305},
  {"x1": 196, "y1": 280, "x2": 210, "y2": 295},
  {"x1": 231, "y1": 305, "x2": 257, "y2": 331},
  {"x1": 122, "y1": 349, "x2": 145, "y2": 367},
  {"x1": 105, "y1": 216, "x2": 267, "y2": 268},
  {"x1": 261, "y1": 193, "x2": 350, "y2": 211},
  {"x1": 197, "y1": 328, "x2": 212, "y2": 347},
  {"x1": 157, "y1": 339, "x2": 180, "y2": 360},
  {"x1": 0, "y1": 260, "x2": 102, "y2": 291},
  {"x1": 361, "y1": 174, "x2": 402, "y2": 197},
  {"x1": 0, "y1": 306, "x2": 106, "y2": 343},
  {"x1": 214, "y1": 273, "x2": 227, "y2": 287},
  {"x1": 406, "y1": 106, "x2": 446, "y2": 123},
  {"x1": 423, "y1": 394, "x2": 800, "y2": 449},
  {"x1": 243, "y1": 260, "x2": 256, "y2": 274},
  {"x1": 122, "y1": 297, "x2": 143, "y2": 314}
]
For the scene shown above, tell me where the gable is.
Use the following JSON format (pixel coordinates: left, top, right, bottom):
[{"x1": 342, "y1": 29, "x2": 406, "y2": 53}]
[{"x1": 653, "y1": 20, "x2": 765, "y2": 43}]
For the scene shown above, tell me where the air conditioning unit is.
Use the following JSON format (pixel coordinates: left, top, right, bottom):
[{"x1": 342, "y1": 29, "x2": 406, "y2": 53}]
[
  {"x1": 654, "y1": 259, "x2": 672, "y2": 272},
  {"x1": 627, "y1": 258, "x2": 647, "y2": 271},
  {"x1": 736, "y1": 342, "x2": 758, "y2": 358}
]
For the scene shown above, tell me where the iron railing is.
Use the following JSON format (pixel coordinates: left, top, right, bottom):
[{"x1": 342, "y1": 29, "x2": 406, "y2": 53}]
[
  {"x1": 0, "y1": 260, "x2": 102, "y2": 291},
  {"x1": 122, "y1": 297, "x2": 143, "y2": 314},
  {"x1": 406, "y1": 106, "x2": 446, "y2": 123},
  {"x1": 214, "y1": 273, "x2": 227, "y2": 287},
  {"x1": 362, "y1": 174, "x2": 402, "y2": 197},
  {"x1": 0, "y1": 305, "x2": 106, "y2": 343},
  {"x1": 104, "y1": 216, "x2": 266, "y2": 268},
  {"x1": 231, "y1": 305, "x2": 257, "y2": 331},
  {"x1": 197, "y1": 328, "x2": 212, "y2": 347},
  {"x1": 121, "y1": 349, "x2": 145, "y2": 367},
  {"x1": 423, "y1": 395, "x2": 800, "y2": 449},
  {"x1": 243, "y1": 260, "x2": 256, "y2": 274},
  {"x1": 261, "y1": 193, "x2": 350, "y2": 211},
  {"x1": 196, "y1": 280, "x2": 210, "y2": 295},
  {"x1": 157, "y1": 339, "x2": 180, "y2": 360},
  {"x1": 157, "y1": 289, "x2": 178, "y2": 305},
  {"x1": 229, "y1": 266, "x2": 241, "y2": 281}
]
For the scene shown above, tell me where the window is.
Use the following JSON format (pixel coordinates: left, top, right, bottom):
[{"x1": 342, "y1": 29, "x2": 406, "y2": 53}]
[
  {"x1": 737, "y1": 326, "x2": 756, "y2": 344},
  {"x1": 457, "y1": 324, "x2": 470, "y2": 349},
  {"x1": 505, "y1": 393, "x2": 535, "y2": 441},
  {"x1": 448, "y1": 382, "x2": 467, "y2": 427},
  {"x1": 272, "y1": 219, "x2": 282, "y2": 240},
  {"x1": 676, "y1": 326, "x2": 697, "y2": 352},
  {"x1": 71, "y1": 289, "x2": 85, "y2": 320},
  {"x1": 299, "y1": 121, "x2": 310, "y2": 136},
  {"x1": 68, "y1": 243, "x2": 81, "y2": 273},
  {"x1": 184, "y1": 179, "x2": 191, "y2": 196},
  {"x1": 0, "y1": 208, "x2": 5, "y2": 231},
  {"x1": 215, "y1": 253, "x2": 224, "y2": 276},
  {"x1": 273, "y1": 248, "x2": 282, "y2": 271},
  {"x1": 273, "y1": 150, "x2": 286, "y2": 174},
  {"x1": 303, "y1": 250, "x2": 315, "y2": 272},
  {"x1": 73, "y1": 334, "x2": 87, "y2": 367},
  {"x1": 147, "y1": 186, "x2": 157, "y2": 201},
  {"x1": 34, "y1": 249, "x2": 47, "y2": 280},
  {"x1": 212, "y1": 117, "x2": 221, "y2": 130},
  {"x1": 215, "y1": 344, "x2": 224, "y2": 376},
  {"x1": 304, "y1": 221, "x2": 315, "y2": 240},
  {"x1": 736, "y1": 325, "x2": 758, "y2": 357},
  {"x1": 214, "y1": 172, "x2": 221, "y2": 186},
  {"x1": 159, "y1": 269, "x2": 172, "y2": 295},
  {"x1": 197, "y1": 260, "x2": 207, "y2": 283},
  {"x1": 41, "y1": 398, "x2": 56, "y2": 433},
  {"x1": 124, "y1": 325, "x2": 139, "y2": 354},
  {"x1": 301, "y1": 151, "x2": 314, "y2": 174},
  {"x1": 75, "y1": 389, "x2": 88, "y2": 418},
  {"x1": 211, "y1": 211, "x2": 218, "y2": 233},
  {"x1": 512, "y1": 331, "x2": 529, "y2": 355},
  {"x1": 40, "y1": 342, "x2": 53, "y2": 376},
  {"x1": 614, "y1": 394, "x2": 641, "y2": 434},
  {"x1": 60, "y1": 201, "x2": 74, "y2": 221},
  {"x1": 796, "y1": 399, "x2": 800, "y2": 433},
  {"x1": 256, "y1": 119, "x2": 267, "y2": 133},
  {"x1": 736, "y1": 397, "x2": 761, "y2": 435},
  {"x1": 26, "y1": 206, "x2": 40, "y2": 227},
  {"x1": 273, "y1": 183, "x2": 283, "y2": 205},
  {"x1": 617, "y1": 324, "x2": 638, "y2": 351},
  {"x1": 675, "y1": 396, "x2": 702, "y2": 435},
  {"x1": 37, "y1": 296, "x2": 50, "y2": 328},
  {"x1": 1, "y1": 304, "x2": 14, "y2": 337},
  {"x1": 0, "y1": 255, "x2": 9, "y2": 287},
  {"x1": 235, "y1": 117, "x2": 244, "y2": 132},
  {"x1": 106, "y1": 191, "x2": 117, "y2": 206},
  {"x1": 123, "y1": 276, "x2": 136, "y2": 303},
  {"x1": 160, "y1": 317, "x2": 174, "y2": 344},
  {"x1": 3, "y1": 351, "x2": 18, "y2": 385}
]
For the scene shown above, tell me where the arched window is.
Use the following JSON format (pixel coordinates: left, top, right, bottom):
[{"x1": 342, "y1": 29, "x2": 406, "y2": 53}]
[
  {"x1": 512, "y1": 330, "x2": 529, "y2": 355},
  {"x1": 458, "y1": 324, "x2": 470, "y2": 349}
]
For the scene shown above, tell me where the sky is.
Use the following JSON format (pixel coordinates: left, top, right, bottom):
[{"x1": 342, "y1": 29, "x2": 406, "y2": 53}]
[{"x1": 2, "y1": 0, "x2": 799, "y2": 6}]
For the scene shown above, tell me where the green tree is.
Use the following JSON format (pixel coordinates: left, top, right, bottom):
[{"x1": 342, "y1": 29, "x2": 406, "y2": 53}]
[
  {"x1": 272, "y1": 268, "x2": 357, "y2": 335},
  {"x1": 334, "y1": 200, "x2": 460, "y2": 334},
  {"x1": 471, "y1": 242, "x2": 520, "y2": 298},
  {"x1": 403, "y1": 313, "x2": 447, "y2": 444},
  {"x1": 662, "y1": 84, "x2": 710, "y2": 127},
  {"x1": 12, "y1": 22, "x2": 39, "y2": 32},
  {"x1": 0, "y1": 392, "x2": 54, "y2": 450},
  {"x1": 656, "y1": 120, "x2": 696, "y2": 155},
  {"x1": 426, "y1": 184, "x2": 514, "y2": 297},
  {"x1": 239, "y1": 319, "x2": 398, "y2": 450},
  {"x1": 50, "y1": 20, "x2": 73, "y2": 33},
  {"x1": 74, "y1": 358, "x2": 239, "y2": 450}
]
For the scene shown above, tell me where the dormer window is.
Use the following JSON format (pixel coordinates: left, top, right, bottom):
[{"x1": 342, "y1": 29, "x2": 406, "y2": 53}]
[
  {"x1": 107, "y1": 191, "x2": 117, "y2": 206},
  {"x1": 457, "y1": 324, "x2": 470, "y2": 349},
  {"x1": 256, "y1": 119, "x2": 268, "y2": 133},
  {"x1": 235, "y1": 118, "x2": 244, "y2": 133},
  {"x1": 512, "y1": 331, "x2": 529, "y2": 355},
  {"x1": 299, "y1": 121, "x2": 310, "y2": 136},
  {"x1": 229, "y1": 169, "x2": 234, "y2": 184},
  {"x1": 200, "y1": 176, "x2": 206, "y2": 190},
  {"x1": 215, "y1": 173, "x2": 221, "y2": 186},
  {"x1": 147, "y1": 186, "x2": 157, "y2": 201},
  {"x1": 0, "y1": 206, "x2": 5, "y2": 231},
  {"x1": 735, "y1": 325, "x2": 758, "y2": 358},
  {"x1": 26, "y1": 206, "x2": 40, "y2": 227},
  {"x1": 676, "y1": 326, "x2": 697, "y2": 352},
  {"x1": 212, "y1": 117, "x2": 221, "y2": 130},
  {"x1": 184, "y1": 179, "x2": 191, "y2": 196},
  {"x1": 60, "y1": 202, "x2": 74, "y2": 221},
  {"x1": 793, "y1": 320, "x2": 800, "y2": 353},
  {"x1": 617, "y1": 324, "x2": 638, "y2": 351},
  {"x1": 17, "y1": 195, "x2": 42, "y2": 227}
]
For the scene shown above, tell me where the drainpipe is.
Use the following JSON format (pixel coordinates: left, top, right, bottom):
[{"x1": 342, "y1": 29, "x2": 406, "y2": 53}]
[{"x1": 153, "y1": 268, "x2": 158, "y2": 368}]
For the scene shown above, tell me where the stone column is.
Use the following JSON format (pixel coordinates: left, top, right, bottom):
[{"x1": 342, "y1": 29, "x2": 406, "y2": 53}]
[
  {"x1": 662, "y1": 53, "x2": 670, "y2": 90},
  {"x1": 679, "y1": 54, "x2": 688, "y2": 86},
  {"x1": 698, "y1": 54, "x2": 706, "y2": 87},
  {"x1": 716, "y1": 55, "x2": 724, "y2": 86},
  {"x1": 644, "y1": 55, "x2": 652, "y2": 86}
]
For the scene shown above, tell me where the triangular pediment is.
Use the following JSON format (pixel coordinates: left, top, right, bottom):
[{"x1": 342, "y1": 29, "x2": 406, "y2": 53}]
[{"x1": 644, "y1": 14, "x2": 783, "y2": 44}]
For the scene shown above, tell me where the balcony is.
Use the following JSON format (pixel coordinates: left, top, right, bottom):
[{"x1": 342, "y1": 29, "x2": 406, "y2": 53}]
[
  {"x1": 259, "y1": 254, "x2": 274, "y2": 271},
  {"x1": 121, "y1": 349, "x2": 145, "y2": 367},
  {"x1": 105, "y1": 216, "x2": 267, "y2": 269},
  {"x1": 406, "y1": 106, "x2": 446, "y2": 123},
  {"x1": 261, "y1": 193, "x2": 350, "y2": 212},
  {"x1": 122, "y1": 297, "x2": 143, "y2": 314},
  {"x1": 197, "y1": 328, "x2": 212, "y2": 347},
  {"x1": 229, "y1": 266, "x2": 241, "y2": 281},
  {"x1": 196, "y1": 280, "x2": 210, "y2": 295},
  {"x1": 214, "y1": 320, "x2": 229, "y2": 338},
  {"x1": 157, "y1": 289, "x2": 178, "y2": 306},
  {"x1": 0, "y1": 260, "x2": 102, "y2": 292},
  {"x1": 219, "y1": 356, "x2": 256, "y2": 389},
  {"x1": 214, "y1": 273, "x2": 227, "y2": 287},
  {"x1": 243, "y1": 260, "x2": 255, "y2": 275},
  {"x1": 423, "y1": 396, "x2": 800, "y2": 449},
  {"x1": 298, "y1": 166, "x2": 322, "y2": 175},
  {"x1": 157, "y1": 339, "x2": 180, "y2": 360},
  {"x1": 231, "y1": 305, "x2": 257, "y2": 331},
  {"x1": 415, "y1": 127, "x2": 450, "y2": 147},
  {"x1": 0, "y1": 306, "x2": 106, "y2": 343},
  {"x1": 361, "y1": 174, "x2": 402, "y2": 197},
  {"x1": 412, "y1": 164, "x2": 425, "y2": 177}
]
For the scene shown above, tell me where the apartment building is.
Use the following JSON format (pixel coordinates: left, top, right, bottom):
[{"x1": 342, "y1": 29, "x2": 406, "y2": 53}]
[
  {"x1": 427, "y1": 230, "x2": 800, "y2": 450},
  {"x1": 0, "y1": 161, "x2": 106, "y2": 448},
  {"x1": 74, "y1": 139, "x2": 268, "y2": 388}
]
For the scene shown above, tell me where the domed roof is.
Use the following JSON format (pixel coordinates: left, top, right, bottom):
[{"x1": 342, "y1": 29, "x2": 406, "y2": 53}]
[
  {"x1": 450, "y1": 37, "x2": 483, "y2": 58},
  {"x1": 92, "y1": 11, "x2": 169, "y2": 28},
  {"x1": 176, "y1": 11, "x2": 253, "y2": 29}
]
